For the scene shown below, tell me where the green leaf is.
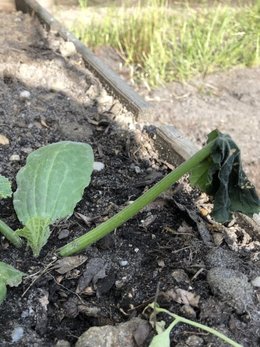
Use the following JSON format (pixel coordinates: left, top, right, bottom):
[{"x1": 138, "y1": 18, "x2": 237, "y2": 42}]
[
  {"x1": 190, "y1": 130, "x2": 260, "y2": 223},
  {"x1": 149, "y1": 331, "x2": 170, "y2": 347},
  {"x1": 13, "y1": 141, "x2": 94, "y2": 256},
  {"x1": 0, "y1": 175, "x2": 12, "y2": 199},
  {"x1": 17, "y1": 217, "x2": 51, "y2": 257},
  {"x1": 0, "y1": 261, "x2": 25, "y2": 304},
  {"x1": 149, "y1": 323, "x2": 173, "y2": 347}
]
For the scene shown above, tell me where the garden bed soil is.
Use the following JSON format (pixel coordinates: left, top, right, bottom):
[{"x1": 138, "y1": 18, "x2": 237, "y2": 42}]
[{"x1": 0, "y1": 10, "x2": 260, "y2": 347}]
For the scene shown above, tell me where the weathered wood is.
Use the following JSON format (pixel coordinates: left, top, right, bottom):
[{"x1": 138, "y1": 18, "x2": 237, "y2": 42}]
[
  {"x1": 16, "y1": 0, "x2": 151, "y2": 117},
  {"x1": 156, "y1": 125, "x2": 199, "y2": 166}
]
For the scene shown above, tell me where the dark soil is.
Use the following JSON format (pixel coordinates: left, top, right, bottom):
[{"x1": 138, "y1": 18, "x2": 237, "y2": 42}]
[{"x1": 0, "y1": 10, "x2": 260, "y2": 347}]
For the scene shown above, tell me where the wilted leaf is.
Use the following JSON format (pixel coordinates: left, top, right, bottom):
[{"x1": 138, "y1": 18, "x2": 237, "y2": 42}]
[
  {"x1": 54, "y1": 255, "x2": 88, "y2": 274},
  {"x1": 164, "y1": 288, "x2": 200, "y2": 307},
  {"x1": 13, "y1": 141, "x2": 94, "y2": 256},
  {"x1": 190, "y1": 130, "x2": 260, "y2": 223}
]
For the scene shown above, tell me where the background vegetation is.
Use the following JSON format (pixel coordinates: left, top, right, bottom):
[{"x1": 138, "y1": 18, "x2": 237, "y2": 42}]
[{"x1": 72, "y1": 0, "x2": 260, "y2": 87}]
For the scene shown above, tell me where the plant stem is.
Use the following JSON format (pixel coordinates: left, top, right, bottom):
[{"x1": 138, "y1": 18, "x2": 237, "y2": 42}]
[
  {"x1": 58, "y1": 140, "x2": 215, "y2": 257},
  {"x1": 0, "y1": 219, "x2": 23, "y2": 248},
  {"x1": 155, "y1": 306, "x2": 242, "y2": 347}
]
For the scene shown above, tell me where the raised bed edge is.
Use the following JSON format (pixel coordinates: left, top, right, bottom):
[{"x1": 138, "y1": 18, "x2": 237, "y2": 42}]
[{"x1": 15, "y1": 0, "x2": 199, "y2": 166}]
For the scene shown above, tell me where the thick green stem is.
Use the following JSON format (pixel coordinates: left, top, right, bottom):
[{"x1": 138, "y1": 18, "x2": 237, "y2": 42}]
[
  {"x1": 58, "y1": 140, "x2": 214, "y2": 257},
  {"x1": 155, "y1": 306, "x2": 242, "y2": 347},
  {"x1": 0, "y1": 219, "x2": 23, "y2": 248}
]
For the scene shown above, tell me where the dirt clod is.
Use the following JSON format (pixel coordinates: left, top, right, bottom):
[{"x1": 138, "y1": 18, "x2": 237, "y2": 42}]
[{"x1": 207, "y1": 267, "x2": 254, "y2": 314}]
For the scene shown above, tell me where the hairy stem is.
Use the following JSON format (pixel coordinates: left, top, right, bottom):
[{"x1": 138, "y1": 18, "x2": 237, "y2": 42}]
[
  {"x1": 0, "y1": 219, "x2": 23, "y2": 248},
  {"x1": 58, "y1": 140, "x2": 214, "y2": 257}
]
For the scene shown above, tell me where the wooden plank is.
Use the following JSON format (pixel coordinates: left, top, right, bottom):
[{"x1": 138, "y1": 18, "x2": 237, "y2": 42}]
[
  {"x1": 15, "y1": 0, "x2": 199, "y2": 167},
  {"x1": 156, "y1": 125, "x2": 199, "y2": 166},
  {"x1": 16, "y1": 0, "x2": 151, "y2": 117}
]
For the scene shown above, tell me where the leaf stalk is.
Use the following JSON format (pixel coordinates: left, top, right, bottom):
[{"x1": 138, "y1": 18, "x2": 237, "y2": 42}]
[
  {"x1": 0, "y1": 219, "x2": 23, "y2": 248},
  {"x1": 58, "y1": 140, "x2": 215, "y2": 257}
]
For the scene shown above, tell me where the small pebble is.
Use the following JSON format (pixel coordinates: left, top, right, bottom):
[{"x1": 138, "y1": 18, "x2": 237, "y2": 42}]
[
  {"x1": 185, "y1": 335, "x2": 204, "y2": 347},
  {"x1": 10, "y1": 154, "x2": 20, "y2": 161},
  {"x1": 119, "y1": 260, "x2": 129, "y2": 267},
  {"x1": 251, "y1": 276, "x2": 260, "y2": 287},
  {"x1": 134, "y1": 248, "x2": 139, "y2": 253},
  {"x1": 93, "y1": 162, "x2": 105, "y2": 171},
  {"x1": 21, "y1": 147, "x2": 33, "y2": 154},
  {"x1": 11, "y1": 327, "x2": 24, "y2": 343},
  {"x1": 157, "y1": 259, "x2": 165, "y2": 268},
  {"x1": 59, "y1": 41, "x2": 76, "y2": 57},
  {"x1": 253, "y1": 212, "x2": 260, "y2": 226},
  {"x1": 55, "y1": 340, "x2": 71, "y2": 347},
  {"x1": 58, "y1": 229, "x2": 70, "y2": 240},
  {"x1": 172, "y1": 269, "x2": 190, "y2": 283},
  {"x1": 19, "y1": 90, "x2": 31, "y2": 100},
  {"x1": 0, "y1": 134, "x2": 9, "y2": 145},
  {"x1": 134, "y1": 166, "x2": 141, "y2": 174}
]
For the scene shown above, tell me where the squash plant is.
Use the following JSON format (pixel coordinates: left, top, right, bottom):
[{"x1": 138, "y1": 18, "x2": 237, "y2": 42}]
[
  {"x1": 0, "y1": 131, "x2": 259, "y2": 307},
  {"x1": 0, "y1": 141, "x2": 94, "y2": 303},
  {"x1": 58, "y1": 130, "x2": 260, "y2": 256}
]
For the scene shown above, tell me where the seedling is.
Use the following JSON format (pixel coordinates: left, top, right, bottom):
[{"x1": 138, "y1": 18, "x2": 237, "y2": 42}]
[
  {"x1": 146, "y1": 303, "x2": 242, "y2": 347},
  {"x1": 0, "y1": 131, "x2": 259, "y2": 308},
  {"x1": 58, "y1": 130, "x2": 260, "y2": 256},
  {"x1": 0, "y1": 141, "x2": 94, "y2": 256}
]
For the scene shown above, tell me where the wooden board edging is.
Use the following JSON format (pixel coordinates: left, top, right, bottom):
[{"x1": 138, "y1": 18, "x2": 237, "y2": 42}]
[
  {"x1": 16, "y1": 0, "x2": 199, "y2": 166},
  {"x1": 156, "y1": 125, "x2": 199, "y2": 165}
]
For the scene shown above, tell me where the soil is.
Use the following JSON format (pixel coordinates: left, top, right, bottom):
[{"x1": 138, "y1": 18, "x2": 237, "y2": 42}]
[{"x1": 0, "y1": 10, "x2": 260, "y2": 347}]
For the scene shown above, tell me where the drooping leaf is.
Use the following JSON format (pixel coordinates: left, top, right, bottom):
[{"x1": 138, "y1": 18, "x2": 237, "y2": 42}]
[
  {"x1": 0, "y1": 175, "x2": 12, "y2": 199},
  {"x1": 190, "y1": 130, "x2": 260, "y2": 223},
  {"x1": 13, "y1": 141, "x2": 94, "y2": 256},
  {"x1": 0, "y1": 261, "x2": 25, "y2": 304}
]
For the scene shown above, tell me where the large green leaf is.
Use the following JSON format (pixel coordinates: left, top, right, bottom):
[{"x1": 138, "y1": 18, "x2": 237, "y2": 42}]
[
  {"x1": 0, "y1": 261, "x2": 25, "y2": 304},
  {"x1": 190, "y1": 130, "x2": 260, "y2": 223},
  {"x1": 13, "y1": 141, "x2": 94, "y2": 256},
  {"x1": 0, "y1": 175, "x2": 12, "y2": 199}
]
